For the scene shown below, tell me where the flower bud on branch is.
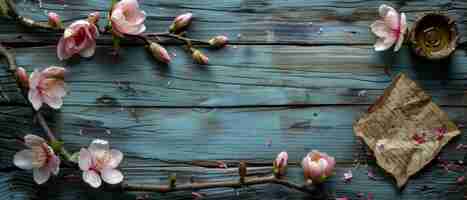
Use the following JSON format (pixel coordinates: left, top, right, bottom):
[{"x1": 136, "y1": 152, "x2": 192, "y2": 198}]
[
  {"x1": 273, "y1": 151, "x2": 288, "y2": 177},
  {"x1": 169, "y1": 173, "x2": 177, "y2": 188},
  {"x1": 239, "y1": 161, "x2": 247, "y2": 184},
  {"x1": 147, "y1": 41, "x2": 171, "y2": 64},
  {"x1": 191, "y1": 49, "x2": 209, "y2": 65},
  {"x1": 302, "y1": 150, "x2": 335, "y2": 185},
  {"x1": 209, "y1": 35, "x2": 228, "y2": 48},
  {"x1": 87, "y1": 12, "x2": 100, "y2": 25},
  {"x1": 15, "y1": 67, "x2": 29, "y2": 90},
  {"x1": 47, "y1": 12, "x2": 62, "y2": 29},
  {"x1": 169, "y1": 13, "x2": 192, "y2": 34}
]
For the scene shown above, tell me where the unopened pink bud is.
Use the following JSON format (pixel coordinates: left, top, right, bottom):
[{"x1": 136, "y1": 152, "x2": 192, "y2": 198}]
[
  {"x1": 48, "y1": 12, "x2": 62, "y2": 28},
  {"x1": 87, "y1": 12, "x2": 100, "y2": 25},
  {"x1": 274, "y1": 151, "x2": 288, "y2": 177},
  {"x1": 148, "y1": 42, "x2": 171, "y2": 64},
  {"x1": 169, "y1": 13, "x2": 192, "y2": 33},
  {"x1": 15, "y1": 67, "x2": 29, "y2": 89},
  {"x1": 192, "y1": 49, "x2": 208, "y2": 65},
  {"x1": 209, "y1": 35, "x2": 228, "y2": 48},
  {"x1": 302, "y1": 150, "x2": 335, "y2": 184}
]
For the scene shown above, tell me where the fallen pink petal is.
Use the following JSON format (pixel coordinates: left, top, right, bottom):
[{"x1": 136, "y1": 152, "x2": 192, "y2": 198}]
[
  {"x1": 343, "y1": 169, "x2": 353, "y2": 183},
  {"x1": 367, "y1": 170, "x2": 376, "y2": 180},
  {"x1": 456, "y1": 176, "x2": 465, "y2": 185}
]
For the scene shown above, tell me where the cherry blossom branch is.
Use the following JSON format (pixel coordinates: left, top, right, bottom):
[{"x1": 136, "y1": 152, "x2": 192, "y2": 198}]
[
  {"x1": 3, "y1": 0, "x2": 214, "y2": 47},
  {"x1": 122, "y1": 175, "x2": 318, "y2": 194},
  {"x1": 0, "y1": 43, "x2": 17, "y2": 71},
  {"x1": 4, "y1": 0, "x2": 61, "y2": 31}
]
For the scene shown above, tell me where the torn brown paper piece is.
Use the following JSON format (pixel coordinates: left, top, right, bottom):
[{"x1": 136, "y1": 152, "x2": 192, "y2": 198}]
[{"x1": 353, "y1": 73, "x2": 460, "y2": 188}]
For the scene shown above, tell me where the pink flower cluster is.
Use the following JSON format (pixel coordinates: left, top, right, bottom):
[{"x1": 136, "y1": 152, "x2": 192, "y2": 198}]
[
  {"x1": 14, "y1": 136, "x2": 123, "y2": 187},
  {"x1": 56, "y1": 0, "x2": 146, "y2": 60}
]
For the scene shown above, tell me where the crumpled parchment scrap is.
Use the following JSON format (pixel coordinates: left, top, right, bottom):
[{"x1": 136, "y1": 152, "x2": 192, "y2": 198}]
[{"x1": 353, "y1": 73, "x2": 460, "y2": 188}]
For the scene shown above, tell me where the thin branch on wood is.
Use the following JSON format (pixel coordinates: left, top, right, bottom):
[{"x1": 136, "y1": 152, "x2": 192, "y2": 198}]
[
  {"x1": 122, "y1": 175, "x2": 317, "y2": 194},
  {"x1": 4, "y1": 0, "x2": 62, "y2": 31},
  {"x1": 144, "y1": 32, "x2": 211, "y2": 46},
  {"x1": 0, "y1": 43, "x2": 17, "y2": 71}
]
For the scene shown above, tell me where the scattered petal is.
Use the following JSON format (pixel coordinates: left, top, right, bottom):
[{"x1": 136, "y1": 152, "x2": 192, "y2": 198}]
[
  {"x1": 343, "y1": 169, "x2": 352, "y2": 183},
  {"x1": 412, "y1": 133, "x2": 426, "y2": 144},
  {"x1": 367, "y1": 169, "x2": 376, "y2": 180}
]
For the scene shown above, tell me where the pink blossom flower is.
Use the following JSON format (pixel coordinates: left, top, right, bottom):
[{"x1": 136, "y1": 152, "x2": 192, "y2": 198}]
[
  {"x1": 169, "y1": 13, "x2": 192, "y2": 33},
  {"x1": 48, "y1": 12, "x2": 62, "y2": 28},
  {"x1": 370, "y1": 4, "x2": 407, "y2": 52},
  {"x1": 302, "y1": 150, "x2": 335, "y2": 184},
  {"x1": 274, "y1": 151, "x2": 288, "y2": 176},
  {"x1": 57, "y1": 20, "x2": 99, "y2": 60},
  {"x1": 13, "y1": 134, "x2": 60, "y2": 184},
  {"x1": 336, "y1": 197, "x2": 349, "y2": 200},
  {"x1": 79, "y1": 139, "x2": 124, "y2": 188},
  {"x1": 110, "y1": 0, "x2": 146, "y2": 37},
  {"x1": 28, "y1": 66, "x2": 67, "y2": 110}
]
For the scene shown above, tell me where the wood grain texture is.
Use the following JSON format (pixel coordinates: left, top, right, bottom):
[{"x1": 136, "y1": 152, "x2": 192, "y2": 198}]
[
  {"x1": 0, "y1": 45, "x2": 466, "y2": 107},
  {"x1": 0, "y1": 0, "x2": 465, "y2": 199},
  {"x1": 0, "y1": 0, "x2": 466, "y2": 45}
]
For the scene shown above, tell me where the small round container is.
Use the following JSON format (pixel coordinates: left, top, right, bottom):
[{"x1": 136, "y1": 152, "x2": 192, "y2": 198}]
[{"x1": 409, "y1": 13, "x2": 458, "y2": 60}]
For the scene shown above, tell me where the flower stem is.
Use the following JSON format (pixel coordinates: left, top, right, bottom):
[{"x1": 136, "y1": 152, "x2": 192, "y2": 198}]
[
  {"x1": 143, "y1": 32, "x2": 211, "y2": 46},
  {"x1": 36, "y1": 112, "x2": 57, "y2": 142},
  {"x1": 122, "y1": 175, "x2": 317, "y2": 194}
]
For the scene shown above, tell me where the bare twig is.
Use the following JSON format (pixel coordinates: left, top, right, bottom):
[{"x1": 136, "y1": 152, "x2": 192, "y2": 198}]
[
  {"x1": 122, "y1": 175, "x2": 316, "y2": 194},
  {"x1": 144, "y1": 32, "x2": 211, "y2": 46},
  {"x1": 4, "y1": 0, "x2": 62, "y2": 31},
  {"x1": 0, "y1": 43, "x2": 17, "y2": 71}
]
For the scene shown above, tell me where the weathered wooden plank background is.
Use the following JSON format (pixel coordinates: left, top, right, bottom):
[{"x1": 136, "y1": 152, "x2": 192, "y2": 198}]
[{"x1": 0, "y1": 0, "x2": 466, "y2": 199}]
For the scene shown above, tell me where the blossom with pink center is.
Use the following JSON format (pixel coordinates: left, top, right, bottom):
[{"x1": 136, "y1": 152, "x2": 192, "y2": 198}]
[
  {"x1": 13, "y1": 134, "x2": 60, "y2": 184},
  {"x1": 302, "y1": 150, "x2": 335, "y2": 184},
  {"x1": 28, "y1": 66, "x2": 67, "y2": 111},
  {"x1": 169, "y1": 13, "x2": 192, "y2": 33},
  {"x1": 48, "y1": 12, "x2": 62, "y2": 28},
  {"x1": 274, "y1": 151, "x2": 288, "y2": 176},
  {"x1": 57, "y1": 20, "x2": 99, "y2": 60},
  {"x1": 110, "y1": 0, "x2": 146, "y2": 37},
  {"x1": 370, "y1": 4, "x2": 407, "y2": 52},
  {"x1": 79, "y1": 139, "x2": 124, "y2": 188}
]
